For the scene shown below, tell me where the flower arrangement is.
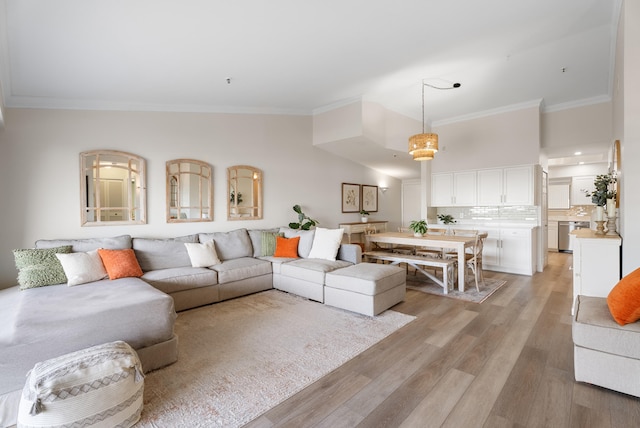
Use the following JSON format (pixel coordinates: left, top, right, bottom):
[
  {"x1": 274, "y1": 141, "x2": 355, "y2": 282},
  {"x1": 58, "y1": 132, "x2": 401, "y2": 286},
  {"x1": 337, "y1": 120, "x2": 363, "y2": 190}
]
[
  {"x1": 359, "y1": 209, "x2": 370, "y2": 216},
  {"x1": 584, "y1": 173, "x2": 617, "y2": 207}
]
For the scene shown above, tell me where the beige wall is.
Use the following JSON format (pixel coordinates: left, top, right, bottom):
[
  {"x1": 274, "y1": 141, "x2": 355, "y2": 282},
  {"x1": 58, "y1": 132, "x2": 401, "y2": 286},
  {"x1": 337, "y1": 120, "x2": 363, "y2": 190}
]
[
  {"x1": 621, "y1": 0, "x2": 640, "y2": 275},
  {"x1": 542, "y1": 102, "x2": 613, "y2": 155},
  {"x1": 0, "y1": 108, "x2": 401, "y2": 288},
  {"x1": 430, "y1": 106, "x2": 541, "y2": 173}
]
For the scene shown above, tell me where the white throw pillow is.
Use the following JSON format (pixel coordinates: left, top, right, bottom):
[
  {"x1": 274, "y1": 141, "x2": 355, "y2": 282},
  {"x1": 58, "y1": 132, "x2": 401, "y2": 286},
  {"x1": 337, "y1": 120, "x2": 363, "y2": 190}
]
[
  {"x1": 55, "y1": 249, "x2": 108, "y2": 286},
  {"x1": 184, "y1": 241, "x2": 221, "y2": 268},
  {"x1": 308, "y1": 228, "x2": 344, "y2": 261}
]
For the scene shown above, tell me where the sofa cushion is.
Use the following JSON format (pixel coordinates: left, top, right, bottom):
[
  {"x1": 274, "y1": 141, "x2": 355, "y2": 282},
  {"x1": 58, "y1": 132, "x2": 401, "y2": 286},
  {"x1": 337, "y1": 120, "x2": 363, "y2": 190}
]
[
  {"x1": 142, "y1": 267, "x2": 218, "y2": 294},
  {"x1": 211, "y1": 257, "x2": 272, "y2": 284},
  {"x1": 98, "y1": 249, "x2": 143, "y2": 280},
  {"x1": 184, "y1": 241, "x2": 221, "y2": 268},
  {"x1": 274, "y1": 236, "x2": 300, "y2": 258},
  {"x1": 199, "y1": 229, "x2": 253, "y2": 261},
  {"x1": 248, "y1": 228, "x2": 280, "y2": 257},
  {"x1": 325, "y1": 263, "x2": 406, "y2": 296},
  {"x1": 55, "y1": 250, "x2": 108, "y2": 286},
  {"x1": 308, "y1": 227, "x2": 344, "y2": 261},
  {"x1": 259, "y1": 256, "x2": 297, "y2": 274},
  {"x1": 35, "y1": 235, "x2": 132, "y2": 252},
  {"x1": 13, "y1": 246, "x2": 73, "y2": 290},
  {"x1": 607, "y1": 267, "x2": 640, "y2": 325},
  {"x1": 279, "y1": 228, "x2": 315, "y2": 258},
  {"x1": 574, "y1": 295, "x2": 640, "y2": 360},
  {"x1": 280, "y1": 258, "x2": 351, "y2": 285},
  {"x1": 133, "y1": 235, "x2": 198, "y2": 271}
]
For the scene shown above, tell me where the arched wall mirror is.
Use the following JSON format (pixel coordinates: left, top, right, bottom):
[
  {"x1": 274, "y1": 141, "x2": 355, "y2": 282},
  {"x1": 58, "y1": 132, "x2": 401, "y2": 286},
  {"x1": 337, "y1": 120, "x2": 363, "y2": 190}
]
[
  {"x1": 227, "y1": 165, "x2": 262, "y2": 220},
  {"x1": 166, "y1": 159, "x2": 213, "y2": 223},
  {"x1": 80, "y1": 150, "x2": 146, "y2": 226}
]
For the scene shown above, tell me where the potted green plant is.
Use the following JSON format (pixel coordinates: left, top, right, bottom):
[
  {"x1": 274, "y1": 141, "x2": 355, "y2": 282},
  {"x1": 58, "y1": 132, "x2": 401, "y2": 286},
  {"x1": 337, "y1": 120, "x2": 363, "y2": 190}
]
[
  {"x1": 437, "y1": 214, "x2": 457, "y2": 225},
  {"x1": 409, "y1": 219, "x2": 428, "y2": 237},
  {"x1": 288, "y1": 205, "x2": 319, "y2": 230},
  {"x1": 359, "y1": 209, "x2": 370, "y2": 223}
]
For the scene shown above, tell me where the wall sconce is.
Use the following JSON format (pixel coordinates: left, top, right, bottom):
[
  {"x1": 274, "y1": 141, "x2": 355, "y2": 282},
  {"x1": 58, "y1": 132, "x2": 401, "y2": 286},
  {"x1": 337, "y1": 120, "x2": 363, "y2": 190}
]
[{"x1": 379, "y1": 187, "x2": 389, "y2": 193}]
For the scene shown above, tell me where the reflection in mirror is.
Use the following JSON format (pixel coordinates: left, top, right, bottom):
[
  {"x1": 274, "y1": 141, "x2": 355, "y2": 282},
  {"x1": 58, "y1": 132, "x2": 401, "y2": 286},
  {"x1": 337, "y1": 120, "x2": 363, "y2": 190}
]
[
  {"x1": 80, "y1": 150, "x2": 146, "y2": 226},
  {"x1": 166, "y1": 159, "x2": 213, "y2": 223},
  {"x1": 228, "y1": 165, "x2": 262, "y2": 220}
]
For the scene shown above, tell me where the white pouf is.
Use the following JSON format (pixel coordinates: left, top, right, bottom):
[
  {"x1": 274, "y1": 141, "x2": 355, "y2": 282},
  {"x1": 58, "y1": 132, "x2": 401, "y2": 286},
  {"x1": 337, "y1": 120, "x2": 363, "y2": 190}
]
[
  {"x1": 324, "y1": 263, "x2": 406, "y2": 316},
  {"x1": 18, "y1": 341, "x2": 144, "y2": 428}
]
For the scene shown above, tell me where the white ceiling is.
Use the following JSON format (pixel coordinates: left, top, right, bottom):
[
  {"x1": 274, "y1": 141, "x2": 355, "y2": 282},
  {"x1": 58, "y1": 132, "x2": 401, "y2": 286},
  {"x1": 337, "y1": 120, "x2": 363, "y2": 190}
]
[{"x1": 0, "y1": 0, "x2": 621, "y2": 178}]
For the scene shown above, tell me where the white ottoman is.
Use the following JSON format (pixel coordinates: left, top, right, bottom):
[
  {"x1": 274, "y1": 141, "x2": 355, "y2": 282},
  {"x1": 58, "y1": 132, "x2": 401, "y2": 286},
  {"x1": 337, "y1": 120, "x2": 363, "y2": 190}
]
[{"x1": 324, "y1": 263, "x2": 406, "y2": 316}]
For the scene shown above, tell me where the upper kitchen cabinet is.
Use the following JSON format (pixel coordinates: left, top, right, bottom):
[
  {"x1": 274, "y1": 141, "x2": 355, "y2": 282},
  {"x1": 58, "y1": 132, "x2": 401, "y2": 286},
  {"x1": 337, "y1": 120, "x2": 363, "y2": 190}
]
[
  {"x1": 431, "y1": 171, "x2": 477, "y2": 207},
  {"x1": 571, "y1": 176, "x2": 595, "y2": 205},
  {"x1": 477, "y1": 165, "x2": 535, "y2": 206},
  {"x1": 549, "y1": 184, "x2": 571, "y2": 209}
]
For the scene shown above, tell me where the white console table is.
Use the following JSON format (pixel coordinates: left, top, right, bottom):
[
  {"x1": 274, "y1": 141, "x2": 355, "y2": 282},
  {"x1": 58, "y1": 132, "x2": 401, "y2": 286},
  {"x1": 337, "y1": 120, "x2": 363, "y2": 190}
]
[
  {"x1": 570, "y1": 229, "x2": 621, "y2": 315},
  {"x1": 339, "y1": 221, "x2": 388, "y2": 244}
]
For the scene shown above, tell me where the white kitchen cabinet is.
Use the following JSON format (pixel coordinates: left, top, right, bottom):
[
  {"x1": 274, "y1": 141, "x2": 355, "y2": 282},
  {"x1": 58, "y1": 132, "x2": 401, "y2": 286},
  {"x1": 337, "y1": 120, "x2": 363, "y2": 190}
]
[
  {"x1": 571, "y1": 176, "x2": 595, "y2": 205},
  {"x1": 483, "y1": 226, "x2": 536, "y2": 275},
  {"x1": 549, "y1": 184, "x2": 570, "y2": 209},
  {"x1": 431, "y1": 171, "x2": 477, "y2": 206},
  {"x1": 548, "y1": 221, "x2": 558, "y2": 250},
  {"x1": 477, "y1": 165, "x2": 534, "y2": 206},
  {"x1": 570, "y1": 229, "x2": 621, "y2": 314}
]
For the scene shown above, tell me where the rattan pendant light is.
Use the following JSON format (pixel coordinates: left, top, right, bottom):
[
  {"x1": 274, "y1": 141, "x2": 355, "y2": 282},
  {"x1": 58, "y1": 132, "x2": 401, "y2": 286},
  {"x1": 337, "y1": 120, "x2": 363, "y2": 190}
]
[{"x1": 408, "y1": 80, "x2": 461, "y2": 161}]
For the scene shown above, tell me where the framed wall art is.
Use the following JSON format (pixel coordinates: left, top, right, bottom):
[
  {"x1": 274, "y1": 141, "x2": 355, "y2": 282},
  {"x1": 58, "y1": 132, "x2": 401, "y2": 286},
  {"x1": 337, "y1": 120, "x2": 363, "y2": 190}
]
[
  {"x1": 361, "y1": 185, "x2": 378, "y2": 212},
  {"x1": 341, "y1": 183, "x2": 360, "y2": 213}
]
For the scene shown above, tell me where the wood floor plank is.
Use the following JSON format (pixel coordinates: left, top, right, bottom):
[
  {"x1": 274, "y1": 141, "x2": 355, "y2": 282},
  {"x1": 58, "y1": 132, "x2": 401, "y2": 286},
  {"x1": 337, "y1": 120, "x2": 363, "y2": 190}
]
[
  {"x1": 526, "y1": 366, "x2": 574, "y2": 428},
  {"x1": 398, "y1": 368, "x2": 475, "y2": 428}
]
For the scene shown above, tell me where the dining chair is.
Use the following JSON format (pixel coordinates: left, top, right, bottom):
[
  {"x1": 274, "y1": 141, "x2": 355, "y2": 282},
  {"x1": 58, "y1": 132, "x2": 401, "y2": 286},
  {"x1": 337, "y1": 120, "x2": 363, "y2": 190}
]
[{"x1": 465, "y1": 234, "x2": 485, "y2": 292}]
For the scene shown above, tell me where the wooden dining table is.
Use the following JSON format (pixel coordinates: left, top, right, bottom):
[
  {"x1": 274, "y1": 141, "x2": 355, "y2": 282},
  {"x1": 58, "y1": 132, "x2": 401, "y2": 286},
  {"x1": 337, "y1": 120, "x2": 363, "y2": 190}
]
[{"x1": 364, "y1": 231, "x2": 487, "y2": 292}]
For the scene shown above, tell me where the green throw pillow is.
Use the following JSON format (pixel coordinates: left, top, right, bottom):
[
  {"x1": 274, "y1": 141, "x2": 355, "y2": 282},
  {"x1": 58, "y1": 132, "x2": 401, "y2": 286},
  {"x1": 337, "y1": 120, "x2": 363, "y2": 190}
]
[
  {"x1": 13, "y1": 245, "x2": 73, "y2": 290},
  {"x1": 260, "y1": 232, "x2": 283, "y2": 257}
]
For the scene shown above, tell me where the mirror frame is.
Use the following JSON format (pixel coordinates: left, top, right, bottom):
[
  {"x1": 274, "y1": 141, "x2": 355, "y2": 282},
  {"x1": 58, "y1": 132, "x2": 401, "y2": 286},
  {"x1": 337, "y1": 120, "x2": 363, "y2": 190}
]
[
  {"x1": 227, "y1": 165, "x2": 263, "y2": 221},
  {"x1": 80, "y1": 150, "x2": 147, "y2": 226},
  {"x1": 166, "y1": 159, "x2": 213, "y2": 223}
]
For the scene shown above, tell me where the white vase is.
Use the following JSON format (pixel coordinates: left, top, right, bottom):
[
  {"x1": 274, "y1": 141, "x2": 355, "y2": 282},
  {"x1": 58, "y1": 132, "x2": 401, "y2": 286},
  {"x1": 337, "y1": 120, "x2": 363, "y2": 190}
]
[
  {"x1": 361, "y1": 217, "x2": 368, "y2": 223},
  {"x1": 593, "y1": 206, "x2": 605, "y2": 221},
  {"x1": 414, "y1": 232, "x2": 423, "y2": 237},
  {"x1": 606, "y1": 198, "x2": 616, "y2": 218}
]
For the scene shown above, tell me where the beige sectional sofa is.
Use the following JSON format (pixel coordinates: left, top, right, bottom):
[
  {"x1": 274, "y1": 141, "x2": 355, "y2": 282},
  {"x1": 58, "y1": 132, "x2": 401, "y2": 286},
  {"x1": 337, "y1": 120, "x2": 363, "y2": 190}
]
[{"x1": 0, "y1": 227, "x2": 362, "y2": 427}]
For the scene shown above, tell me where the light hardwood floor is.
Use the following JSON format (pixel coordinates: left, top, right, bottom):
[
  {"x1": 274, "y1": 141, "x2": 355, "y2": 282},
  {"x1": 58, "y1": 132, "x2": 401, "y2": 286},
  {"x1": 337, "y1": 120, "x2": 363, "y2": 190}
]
[{"x1": 246, "y1": 252, "x2": 640, "y2": 427}]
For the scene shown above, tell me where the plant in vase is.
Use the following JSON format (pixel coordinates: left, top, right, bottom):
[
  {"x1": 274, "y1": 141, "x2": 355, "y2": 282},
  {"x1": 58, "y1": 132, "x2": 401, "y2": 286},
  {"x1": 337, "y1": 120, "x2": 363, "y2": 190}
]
[
  {"x1": 359, "y1": 209, "x2": 370, "y2": 223},
  {"x1": 409, "y1": 219, "x2": 428, "y2": 237},
  {"x1": 584, "y1": 173, "x2": 617, "y2": 234},
  {"x1": 437, "y1": 214, "x2": 457, "y2": 235}
]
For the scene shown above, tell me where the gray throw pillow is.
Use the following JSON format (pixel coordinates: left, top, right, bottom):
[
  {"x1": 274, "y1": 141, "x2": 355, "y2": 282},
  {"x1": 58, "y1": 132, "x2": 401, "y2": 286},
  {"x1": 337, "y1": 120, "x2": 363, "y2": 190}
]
[{"x1": 13, "y1": 245, "x2": 73, "y2": 290}]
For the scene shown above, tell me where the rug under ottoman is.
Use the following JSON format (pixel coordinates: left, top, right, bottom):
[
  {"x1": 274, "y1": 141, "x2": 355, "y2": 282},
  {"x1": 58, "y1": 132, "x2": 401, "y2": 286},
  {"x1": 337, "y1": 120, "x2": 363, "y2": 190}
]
[{"x1": 324, "y1": 263, "x2": 406, "y2": 316}]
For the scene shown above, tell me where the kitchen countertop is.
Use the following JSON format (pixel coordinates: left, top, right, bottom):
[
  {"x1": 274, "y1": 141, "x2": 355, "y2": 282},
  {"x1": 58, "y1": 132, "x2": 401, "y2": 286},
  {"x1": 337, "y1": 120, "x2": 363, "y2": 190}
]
[
  {"x1": 571, "y1": 229, "x2": 621, "y2": 240},
  {"x1": 548, "y1": 215, "x2": 592, "y2": 222}
]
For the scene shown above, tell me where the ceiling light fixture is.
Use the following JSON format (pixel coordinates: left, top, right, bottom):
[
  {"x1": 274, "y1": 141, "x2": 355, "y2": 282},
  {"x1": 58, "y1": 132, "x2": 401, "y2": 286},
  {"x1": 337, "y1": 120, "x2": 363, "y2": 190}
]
[{"x1": 408, "y1": 80, "x2": 461, "y2": 161}]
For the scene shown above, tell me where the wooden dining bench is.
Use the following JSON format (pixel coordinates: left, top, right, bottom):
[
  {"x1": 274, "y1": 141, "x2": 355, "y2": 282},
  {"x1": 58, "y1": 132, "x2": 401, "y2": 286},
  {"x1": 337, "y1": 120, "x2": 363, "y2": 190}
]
[{"x1": 363, "y1": 251, "x2": 456, "y2": 294}]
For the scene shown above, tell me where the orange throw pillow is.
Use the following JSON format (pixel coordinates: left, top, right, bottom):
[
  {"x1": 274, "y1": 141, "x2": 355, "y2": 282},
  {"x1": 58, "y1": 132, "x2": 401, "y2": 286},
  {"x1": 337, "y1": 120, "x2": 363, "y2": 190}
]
[
  {"x1": 273, "y1": 236, "x2": 300, "y2": 258},
  {"x1": 97, "y1": 249, "x2": 143, "y2": 280},
  {"x1": 607, "y1": 267, "x2": 640, "y2": 325}
]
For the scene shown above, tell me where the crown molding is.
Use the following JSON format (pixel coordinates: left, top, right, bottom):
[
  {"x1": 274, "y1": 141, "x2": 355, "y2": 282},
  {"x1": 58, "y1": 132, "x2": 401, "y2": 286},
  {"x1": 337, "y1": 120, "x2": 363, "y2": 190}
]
[{"x1": 432, "y1": 99, "x2": 543, "y2": 127}]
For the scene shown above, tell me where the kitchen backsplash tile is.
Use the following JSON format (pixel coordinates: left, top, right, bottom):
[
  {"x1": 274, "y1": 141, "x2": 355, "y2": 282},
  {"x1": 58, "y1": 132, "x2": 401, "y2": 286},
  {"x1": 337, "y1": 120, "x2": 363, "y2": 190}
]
[{"x1": 436, "y1": 206, "x2": 539, "y2": 223}]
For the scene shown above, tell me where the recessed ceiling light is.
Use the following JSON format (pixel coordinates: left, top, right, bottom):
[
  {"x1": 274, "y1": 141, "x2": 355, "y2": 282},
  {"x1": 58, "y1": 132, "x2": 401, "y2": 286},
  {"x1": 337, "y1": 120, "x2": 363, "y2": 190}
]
[{"x1": 574, "y1": 151, "x2": 582, "y2": 155}]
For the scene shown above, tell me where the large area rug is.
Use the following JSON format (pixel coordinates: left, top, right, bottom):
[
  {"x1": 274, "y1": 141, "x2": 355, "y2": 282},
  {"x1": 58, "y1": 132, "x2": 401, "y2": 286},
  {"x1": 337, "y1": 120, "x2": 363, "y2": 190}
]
[
  {"x1": 136, "y1": 289, "x2": 415, "y2": 427},
  {"x1": 406, "y1": 273, "x2": 507, "y2": 304}
]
